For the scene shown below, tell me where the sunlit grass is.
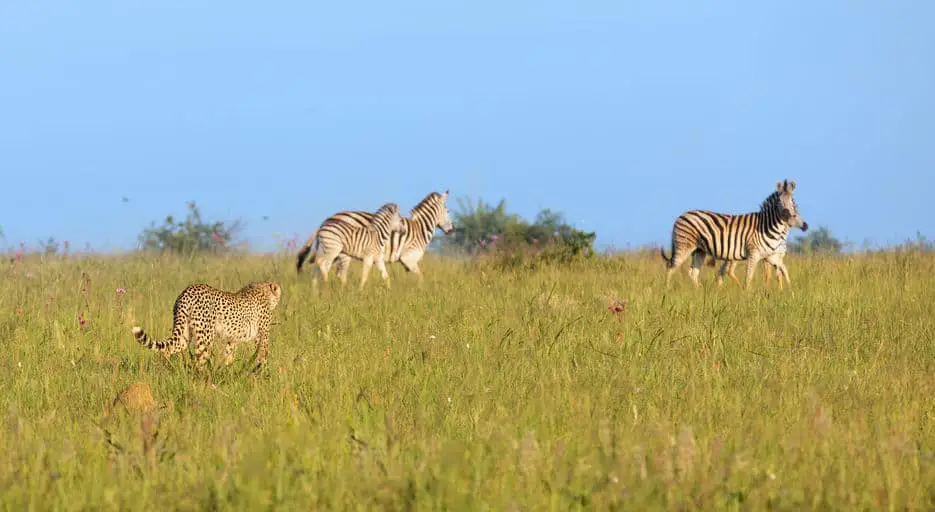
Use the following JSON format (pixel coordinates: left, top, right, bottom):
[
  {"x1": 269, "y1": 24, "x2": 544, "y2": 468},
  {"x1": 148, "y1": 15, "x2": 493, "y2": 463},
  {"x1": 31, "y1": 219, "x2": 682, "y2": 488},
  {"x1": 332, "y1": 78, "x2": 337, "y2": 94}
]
[{"x1": 1, "y1": 250, "x2": 933, "y2": 509}]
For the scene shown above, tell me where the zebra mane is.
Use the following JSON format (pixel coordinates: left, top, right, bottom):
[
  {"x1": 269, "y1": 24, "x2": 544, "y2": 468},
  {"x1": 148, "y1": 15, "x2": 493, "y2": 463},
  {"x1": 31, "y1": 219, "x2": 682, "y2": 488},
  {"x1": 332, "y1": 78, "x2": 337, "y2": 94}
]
[
  {"x1": 410, "y1": 191, "x2": 443, "y2": 217},
  {"x1": 759, "y1": 191, "x2": 782, "y2": 213},
  {"x1": 374, "y1": 202, "x2": 398, "y2": 220}
]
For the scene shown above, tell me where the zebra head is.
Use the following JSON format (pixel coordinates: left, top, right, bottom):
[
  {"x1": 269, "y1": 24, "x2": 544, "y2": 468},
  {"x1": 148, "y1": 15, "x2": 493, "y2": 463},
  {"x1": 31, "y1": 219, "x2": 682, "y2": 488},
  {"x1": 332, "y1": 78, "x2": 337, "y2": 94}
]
[
  {"x1": 437, "y1": 190, "x2": 455, "y2": 234},
  {"x1": 374, "y1": 202, "x2": 404, "y2": 234},
  {"x1": 774, "y1": 180, "x2": 808, "y2": 231}
]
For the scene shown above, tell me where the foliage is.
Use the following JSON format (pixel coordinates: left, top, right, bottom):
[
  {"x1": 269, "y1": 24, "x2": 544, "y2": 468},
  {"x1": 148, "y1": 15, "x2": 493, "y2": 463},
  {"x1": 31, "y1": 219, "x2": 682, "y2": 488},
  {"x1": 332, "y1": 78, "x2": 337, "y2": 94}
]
[
  {"x1": 788, "y1": 225, "x2": 843, "y2": 255},
  {"x1": 445, "y1": 197, "x2": 596, "y2": 268},
  {"x1": 2, "y1": 252, "x2": 935, "y2": 509},
  {"x1": 895, "y1": 231, "x2": 935, "y2": 252},
  {"x1": 138, "y1": 201, "x2": 244, "y2": 255},
  {"x1": 38, "y1": 236, "x2": 60, "y2": 256}
]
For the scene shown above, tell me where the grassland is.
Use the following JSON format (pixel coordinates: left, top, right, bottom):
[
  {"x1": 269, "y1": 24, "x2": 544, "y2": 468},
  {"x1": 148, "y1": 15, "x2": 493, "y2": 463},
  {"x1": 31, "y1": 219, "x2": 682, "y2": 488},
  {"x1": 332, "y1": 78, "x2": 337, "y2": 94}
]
[{"x1": 1, "y1": 250, "x2": 934, "y2": 510}]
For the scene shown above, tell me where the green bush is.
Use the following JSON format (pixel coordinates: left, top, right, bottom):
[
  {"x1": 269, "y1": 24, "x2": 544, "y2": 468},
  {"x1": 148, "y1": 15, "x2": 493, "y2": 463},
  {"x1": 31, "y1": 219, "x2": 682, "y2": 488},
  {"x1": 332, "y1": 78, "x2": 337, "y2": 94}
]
[{"x1": 138, "y1": 201, "x2": 244, "y2": 255}]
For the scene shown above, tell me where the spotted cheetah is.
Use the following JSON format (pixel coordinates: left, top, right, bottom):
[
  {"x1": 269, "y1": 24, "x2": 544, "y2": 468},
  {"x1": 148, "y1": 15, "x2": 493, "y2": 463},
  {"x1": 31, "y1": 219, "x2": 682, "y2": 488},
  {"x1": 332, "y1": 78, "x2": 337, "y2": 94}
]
[{"x1": 132, "y1": 281, "x2": 282, "y2": 372}]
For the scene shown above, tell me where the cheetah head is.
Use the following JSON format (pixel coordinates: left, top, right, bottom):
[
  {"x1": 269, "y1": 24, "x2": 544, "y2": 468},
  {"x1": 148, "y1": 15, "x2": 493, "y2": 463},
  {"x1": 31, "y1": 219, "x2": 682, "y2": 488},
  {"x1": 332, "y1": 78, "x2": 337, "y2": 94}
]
[{"x1": 264, "y1": 282, "x2": 282, "y2": 309}]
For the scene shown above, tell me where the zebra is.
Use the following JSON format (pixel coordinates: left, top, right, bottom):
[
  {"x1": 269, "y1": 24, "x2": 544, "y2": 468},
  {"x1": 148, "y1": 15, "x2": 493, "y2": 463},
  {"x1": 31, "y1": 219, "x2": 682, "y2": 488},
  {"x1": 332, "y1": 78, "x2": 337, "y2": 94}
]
[
  {"x1": 706, "y1": 236, "x2": 790, "y2": 289},
  {"x1": 660, "y1": 179, "x2": 807, "y2": 289},
  {"x1": 296, "y1": 190, "x2": 454, "y2": 284},
  {"x1": 298, "y1": 202, "x2": 404, "y2": 289}
]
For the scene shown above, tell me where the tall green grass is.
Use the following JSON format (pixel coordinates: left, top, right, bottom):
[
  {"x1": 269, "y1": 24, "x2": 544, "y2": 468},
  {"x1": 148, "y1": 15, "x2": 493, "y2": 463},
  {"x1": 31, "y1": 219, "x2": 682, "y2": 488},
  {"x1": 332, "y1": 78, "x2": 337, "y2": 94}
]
[{"x1": 1, "y1": 251, "x2": 933, "y2": 509}]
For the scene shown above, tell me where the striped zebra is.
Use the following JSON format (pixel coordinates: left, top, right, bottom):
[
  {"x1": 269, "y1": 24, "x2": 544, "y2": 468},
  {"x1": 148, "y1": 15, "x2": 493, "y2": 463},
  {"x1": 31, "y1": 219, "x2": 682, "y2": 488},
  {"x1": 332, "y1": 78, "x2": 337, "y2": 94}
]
[
  {"x1": 660, "y1": 180, "x2": 807, "y2": 289},
  {"x1": 296, "y1": 190, "x2": 454, "y2": 284},
  {"x1": 298, "y1": 202, "x2": 403, "y2": 289},
  {"x1": 707, "y1": 236, "x2": 790, "y2": 289}
]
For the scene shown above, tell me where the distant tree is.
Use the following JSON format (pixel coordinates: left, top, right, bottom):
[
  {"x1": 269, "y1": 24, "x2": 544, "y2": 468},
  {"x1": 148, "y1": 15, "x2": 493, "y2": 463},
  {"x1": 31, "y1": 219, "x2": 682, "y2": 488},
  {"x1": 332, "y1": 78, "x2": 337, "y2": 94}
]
[
  {"x1": 896, "y1": 231, "x2": 935, "y2": 252},
  {"x1": 138, "y1": 201, "x2": 244, "y2": 255},
  {"x1": 442, "y1": 196, "x2": 596, "y2": 266},
  {"x1": 446, "y1": 197, "x2": 522, "y2": 254},
  {"x1": 789, "y1": 226, "x2": 843, "y2": 255}
]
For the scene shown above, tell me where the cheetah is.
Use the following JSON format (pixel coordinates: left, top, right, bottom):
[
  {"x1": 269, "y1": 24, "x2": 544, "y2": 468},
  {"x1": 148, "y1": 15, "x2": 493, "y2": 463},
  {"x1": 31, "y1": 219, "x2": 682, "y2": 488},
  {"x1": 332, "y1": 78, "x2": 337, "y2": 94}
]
[{"x1": 132, "y1": 281, "x2": 282, "y2": 372}]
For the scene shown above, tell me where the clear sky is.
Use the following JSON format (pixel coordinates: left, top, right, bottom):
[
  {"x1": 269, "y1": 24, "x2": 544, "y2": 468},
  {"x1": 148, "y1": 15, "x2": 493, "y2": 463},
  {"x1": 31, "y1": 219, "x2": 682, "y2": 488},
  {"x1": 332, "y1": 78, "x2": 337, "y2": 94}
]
[{"x1": 2, "y1": 1, "x2": 933, "y2": 253}]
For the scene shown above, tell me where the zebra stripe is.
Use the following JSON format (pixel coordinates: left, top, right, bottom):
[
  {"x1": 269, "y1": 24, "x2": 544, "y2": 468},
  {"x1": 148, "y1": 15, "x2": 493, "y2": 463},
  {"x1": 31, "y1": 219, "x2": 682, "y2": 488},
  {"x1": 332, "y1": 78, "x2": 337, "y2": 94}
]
[
  {"x1": 707, "y1": 236, "x2": 790, "y2": 289},
  {"x1": 298, "y1": 190, "x2": 454, "y2": 283},
  {"x1": 299, "y1": 202, "x2": 403, "y2": 288},
  {"x1": 660, "y1": 179, "x2": 807, "y2": 289}
]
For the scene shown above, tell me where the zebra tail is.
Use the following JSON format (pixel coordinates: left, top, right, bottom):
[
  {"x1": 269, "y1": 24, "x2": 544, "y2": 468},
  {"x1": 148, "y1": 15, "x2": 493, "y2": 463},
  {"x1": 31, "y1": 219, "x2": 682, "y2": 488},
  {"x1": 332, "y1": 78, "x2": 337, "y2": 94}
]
[
  {"x1": 295, "y1": 229, "x2": 319, "y2": 273},
  {"x1": 659, "y1": 247, "x2": 673, "y2": 267}
]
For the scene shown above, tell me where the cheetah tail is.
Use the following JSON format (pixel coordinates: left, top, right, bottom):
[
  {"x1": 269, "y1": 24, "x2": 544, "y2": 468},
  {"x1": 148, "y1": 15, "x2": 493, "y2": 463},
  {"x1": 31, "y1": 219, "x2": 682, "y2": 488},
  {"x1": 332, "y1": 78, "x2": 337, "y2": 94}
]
[
  {"x1": 132, "y1": 326, "x2": 172, "y2": 352},
  {"x1": 295, "y1": 229, "x2": 319, "y2": 273}
]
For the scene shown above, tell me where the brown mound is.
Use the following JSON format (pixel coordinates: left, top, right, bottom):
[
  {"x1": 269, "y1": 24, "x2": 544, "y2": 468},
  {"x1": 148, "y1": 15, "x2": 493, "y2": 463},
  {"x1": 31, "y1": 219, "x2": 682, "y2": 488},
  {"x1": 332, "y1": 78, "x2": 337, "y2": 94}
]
[{"x1": 111, "y1": 382, "x2": 156, "y2": 415}]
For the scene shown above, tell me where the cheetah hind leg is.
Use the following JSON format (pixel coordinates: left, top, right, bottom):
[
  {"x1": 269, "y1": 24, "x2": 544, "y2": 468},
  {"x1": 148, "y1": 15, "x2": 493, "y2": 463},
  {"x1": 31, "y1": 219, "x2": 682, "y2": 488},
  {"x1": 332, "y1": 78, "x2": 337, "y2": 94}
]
[
  {"x1": 223, "y1": 340, "x2": 237, "y2": 367},
  {"x1": 192, "y1": 328, "x2": 216, "y2": 372}
]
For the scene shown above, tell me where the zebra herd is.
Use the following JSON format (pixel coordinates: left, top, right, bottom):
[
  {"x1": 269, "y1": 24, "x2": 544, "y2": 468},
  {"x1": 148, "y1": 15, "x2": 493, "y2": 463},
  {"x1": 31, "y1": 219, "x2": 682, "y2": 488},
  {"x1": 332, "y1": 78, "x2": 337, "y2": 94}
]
[
  {"x1": 295, "y1": 190, "x2": 455, "y2": 288},
  {"x1": 294, "y1": 180, "x2": 808, "y2": 290}
]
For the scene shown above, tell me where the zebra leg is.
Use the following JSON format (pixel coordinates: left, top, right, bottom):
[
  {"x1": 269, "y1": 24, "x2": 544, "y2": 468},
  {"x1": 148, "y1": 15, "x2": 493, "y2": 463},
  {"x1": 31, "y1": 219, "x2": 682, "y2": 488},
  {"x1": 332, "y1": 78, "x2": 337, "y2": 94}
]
[
  {"x1": 399, "y1": 251, "x2": 424, "y2": 285},
  {"x1": 376, "y1": 256, "x2": 391, "y2": 289},
  {"x1": 665, "y1": 248, "x2": 692, "y2": 287},
  {"x1": 315, "y1": 248, "x2": 342, "y2": 283},
  {"x1": 763, "y1": 261, "x2": 774, "y2": 288},
  {"x1": 688, "y1": 251, "x2": 706, "y2": 288},
  {"x1": 726, "y1": 262, "x2": 742, "y2": 287},
  {"x1": 743, "y1": 252, "x2": 764, "y2": 290},
  {"x1": 359, "y1": 256, "x2": 374, "y2": 289},
  {"x1": 716, "y1": 261, "x2": 729, "y2": 287},
  {"x1": 335, "y1": 254, "x2": 352, "y2": 286},
  {"x1": 777, "y1": 262, "x2": 791, "y2": 290}
]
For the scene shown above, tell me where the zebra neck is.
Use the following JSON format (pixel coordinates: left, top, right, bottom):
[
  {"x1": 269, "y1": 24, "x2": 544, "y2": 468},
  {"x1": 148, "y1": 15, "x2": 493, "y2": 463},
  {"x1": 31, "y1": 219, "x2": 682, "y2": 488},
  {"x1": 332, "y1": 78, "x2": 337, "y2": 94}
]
[
  {"x1": 410, "y1": 214, "x2": 437, "y2": 242},
  {"x1": 758, "y1": 209, "x2": 789, "y2": 239}
]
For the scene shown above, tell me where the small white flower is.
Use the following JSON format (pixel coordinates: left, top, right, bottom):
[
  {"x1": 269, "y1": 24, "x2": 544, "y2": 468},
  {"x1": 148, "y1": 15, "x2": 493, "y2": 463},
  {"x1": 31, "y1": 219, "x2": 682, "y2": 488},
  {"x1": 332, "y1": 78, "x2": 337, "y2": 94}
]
[
  {"x1": 17, "y1": 362, "x2": 22, "y2": 368},
  {"x1": 429, "y1": 335, "x2": 436, "y2": 340},
  {"x1": 447, "y1": 397, "x2": 452, "y2": 404},
  {"x1": 465, "y1": 343, "x2": 470, "y2": 349},
  {"x1": 70, "y1": 360, "x2": 76, "y2": 367}
]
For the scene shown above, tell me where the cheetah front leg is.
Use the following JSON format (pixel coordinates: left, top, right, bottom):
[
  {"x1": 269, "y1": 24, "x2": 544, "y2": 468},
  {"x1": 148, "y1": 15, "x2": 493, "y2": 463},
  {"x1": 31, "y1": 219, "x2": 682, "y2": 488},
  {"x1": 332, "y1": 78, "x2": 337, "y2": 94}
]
[{"x1": 251, "y1": 324, "x2": 271, "y2": 374}]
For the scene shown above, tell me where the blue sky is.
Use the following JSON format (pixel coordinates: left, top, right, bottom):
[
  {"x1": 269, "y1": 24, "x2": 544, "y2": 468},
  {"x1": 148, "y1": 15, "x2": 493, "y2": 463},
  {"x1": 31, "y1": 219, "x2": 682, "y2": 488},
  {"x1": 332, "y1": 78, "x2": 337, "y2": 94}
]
[{"x1": 1, "y1": 1, "x2": 933, "y2": 252}]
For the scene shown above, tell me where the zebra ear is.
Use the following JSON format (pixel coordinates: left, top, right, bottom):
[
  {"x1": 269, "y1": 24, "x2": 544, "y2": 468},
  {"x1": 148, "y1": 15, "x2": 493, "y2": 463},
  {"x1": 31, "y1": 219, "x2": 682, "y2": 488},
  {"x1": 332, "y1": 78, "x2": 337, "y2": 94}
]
[
  {"x1": 787, "y1": 180, "x2": 796, "y2": 192},
  {"x1": 776, "y1": 181, "x2": 784, "y2": 192},
  {"x1": 443, "y1": 189, "x2": 450, "y2": 197}
]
